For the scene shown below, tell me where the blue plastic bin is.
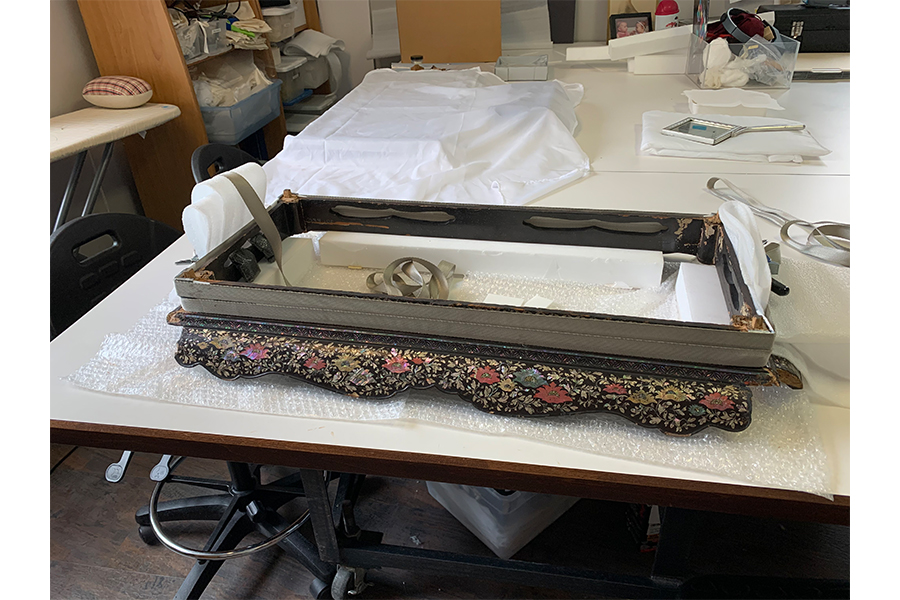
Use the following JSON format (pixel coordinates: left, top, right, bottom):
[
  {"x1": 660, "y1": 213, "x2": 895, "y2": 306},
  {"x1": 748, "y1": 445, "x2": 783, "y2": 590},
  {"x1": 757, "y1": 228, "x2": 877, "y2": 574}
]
[{"x1": 200, "y1": 79, "x2": 282, "y2": 145}]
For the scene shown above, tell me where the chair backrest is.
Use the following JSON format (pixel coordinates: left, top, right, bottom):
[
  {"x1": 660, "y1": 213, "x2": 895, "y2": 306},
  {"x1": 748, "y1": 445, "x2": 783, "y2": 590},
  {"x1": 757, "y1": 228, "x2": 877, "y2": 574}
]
[
  {"x1": 191, "y1": 143, "x2": 260, "y2": 183},
  {"x1": 50, "y1": 213, "x2": 181, "y2": 339}
]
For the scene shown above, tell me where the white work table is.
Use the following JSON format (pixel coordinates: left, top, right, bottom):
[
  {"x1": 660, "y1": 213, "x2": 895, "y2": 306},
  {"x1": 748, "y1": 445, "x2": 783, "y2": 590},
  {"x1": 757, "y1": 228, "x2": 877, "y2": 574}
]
[
  {"x1": 50, "y1": 71, "x2": 849, "y2": 525},
  {"x1": 552, "y1": 63, "x2": 849, "y2": 177}
]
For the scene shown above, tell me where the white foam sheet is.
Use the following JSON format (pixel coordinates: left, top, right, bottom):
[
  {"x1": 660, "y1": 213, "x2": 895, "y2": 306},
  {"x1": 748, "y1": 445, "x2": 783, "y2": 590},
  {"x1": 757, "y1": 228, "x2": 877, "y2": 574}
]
[
  {"x1": 318, "y1": 232, "x2": 664, "y2": 289},
  {"x1": 65, "y1": 290, "x2": 832, "y2": 498},
  {"x1": 262, "y1": 69, "x2": 590, "y2": 206}
]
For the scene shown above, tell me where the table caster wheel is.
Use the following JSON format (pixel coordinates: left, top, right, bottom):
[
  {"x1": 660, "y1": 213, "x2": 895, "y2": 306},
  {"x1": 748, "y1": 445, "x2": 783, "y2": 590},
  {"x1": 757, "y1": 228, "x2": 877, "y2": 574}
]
[
  {"x1": 331, "y1": 567, "x2": 353, "y2": 600},
  {"x1": 309, "y1": 577, "x2": 331, "y2": 599},
  {"x1": 138, "y1": 525, "x2": 159, "y2": 546}
]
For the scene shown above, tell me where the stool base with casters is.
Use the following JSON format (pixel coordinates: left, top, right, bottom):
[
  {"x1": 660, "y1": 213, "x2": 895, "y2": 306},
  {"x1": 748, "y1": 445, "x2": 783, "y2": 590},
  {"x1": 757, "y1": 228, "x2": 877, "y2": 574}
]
[{"x1": 135, "y1": 460, "x2": 336, "y2": 599}]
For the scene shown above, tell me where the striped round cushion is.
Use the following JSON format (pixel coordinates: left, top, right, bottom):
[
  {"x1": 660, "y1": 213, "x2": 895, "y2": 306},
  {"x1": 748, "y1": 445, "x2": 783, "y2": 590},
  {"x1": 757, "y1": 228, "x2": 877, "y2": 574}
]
[{"x1": 83, "y1": 76, "x2": 151, "y2": 97}]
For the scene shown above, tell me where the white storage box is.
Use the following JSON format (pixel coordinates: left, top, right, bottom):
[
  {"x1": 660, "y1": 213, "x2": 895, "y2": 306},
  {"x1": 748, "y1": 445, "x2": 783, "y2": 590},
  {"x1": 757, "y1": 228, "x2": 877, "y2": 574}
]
[
  {"x1": 283, "y1": 92, "x2": 337, "y2": 115},
  {"x1": 293, "y1": 55, "x2": 329, "y2": 90},
  {"x1": 494, "y1": 55, "x2": 549, "y2": 81},
  {"x1": 426, "y1": 481, "x2": 579, "y2": 560},
  {"x1": 262, "y1": 5, "x2": 298, "y2": 43},
  {"x1": 290, "y1": 0, "x2": 307, "y2": 30},
  {"x1": 275, "y1": 55, "x2": 310, "y2": 103}
]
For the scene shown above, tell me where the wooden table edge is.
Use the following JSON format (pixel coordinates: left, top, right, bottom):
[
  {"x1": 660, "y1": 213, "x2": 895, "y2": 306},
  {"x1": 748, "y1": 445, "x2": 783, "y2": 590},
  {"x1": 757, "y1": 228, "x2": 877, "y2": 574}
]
[{"x1": 51, "y1": 419, "x2": 849, "y2": 526}]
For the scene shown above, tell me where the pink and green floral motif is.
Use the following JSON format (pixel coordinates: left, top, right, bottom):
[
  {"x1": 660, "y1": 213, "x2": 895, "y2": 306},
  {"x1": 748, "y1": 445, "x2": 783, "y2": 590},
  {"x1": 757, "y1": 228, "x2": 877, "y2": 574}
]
[
  {"x1": 240, "y1": 344, "x2": 268, "y2": 360},
  {"x1": 383, "y1": 355, "x2": 410, "y2": 373},
  {"x1": 699, "y1": 392, "x2": 735, "y2": 411},
  {"x1": 534, "y1": 382, "x2": 572, "y2": 404},
  {"x1": 603, "y1": 383, "x2": 627, "y2": 395},
  {"x1": 304, "y1": 356, "x2": 327, "y2": 370},
  {"x1": 513, "y1": 368, "x2": 547, "y2": 389},
  {"x1": 473, "y1": 367, "x2": 501, "y2": 385}
]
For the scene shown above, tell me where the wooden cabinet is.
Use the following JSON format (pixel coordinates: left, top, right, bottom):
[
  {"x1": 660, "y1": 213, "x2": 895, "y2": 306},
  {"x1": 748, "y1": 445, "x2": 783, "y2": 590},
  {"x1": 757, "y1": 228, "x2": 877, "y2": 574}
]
[{"x1": 77, "y1": 0, "x2": 321, "y2": 230}]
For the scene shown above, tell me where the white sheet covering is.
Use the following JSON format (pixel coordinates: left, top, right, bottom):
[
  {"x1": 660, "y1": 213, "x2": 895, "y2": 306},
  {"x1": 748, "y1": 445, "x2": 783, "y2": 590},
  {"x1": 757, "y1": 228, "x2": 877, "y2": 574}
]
[
  {"x1": 640, "y1": 110, "x2": 831, "y2": 163},
  {"x1": 262, "y1": 69, "x2": 590, "y2": 206}
]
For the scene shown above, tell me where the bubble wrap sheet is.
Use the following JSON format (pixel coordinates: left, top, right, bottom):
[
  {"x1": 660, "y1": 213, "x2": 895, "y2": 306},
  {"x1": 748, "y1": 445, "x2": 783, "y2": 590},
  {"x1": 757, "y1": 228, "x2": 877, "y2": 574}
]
[{"x1": 65, "y1": 290, "x2": 833, "y2": 498}]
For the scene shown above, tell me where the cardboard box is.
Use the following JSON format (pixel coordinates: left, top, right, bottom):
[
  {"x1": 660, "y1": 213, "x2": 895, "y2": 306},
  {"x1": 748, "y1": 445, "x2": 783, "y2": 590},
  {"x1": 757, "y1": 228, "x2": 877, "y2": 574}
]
[{"x1": 396, "y1": 0, "x2": 501, "y2": 63}]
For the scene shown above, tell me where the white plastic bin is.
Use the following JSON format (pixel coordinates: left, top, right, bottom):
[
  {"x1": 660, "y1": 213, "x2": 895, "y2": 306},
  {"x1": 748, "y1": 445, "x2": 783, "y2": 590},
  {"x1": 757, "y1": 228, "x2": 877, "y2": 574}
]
[
  {"x1": 262, "y1": 5, "x2": 299, "y2": 43},
  {"x1": 199, "y1": 79, "x2": 282, "y2": 145},
  {"x1": 276, "y1": 55, "x2": 311, "y2": 103},
  {"x1": 283, "y1": 92, "x2": 337, "y2": 115},
  {"x1": 294, "y1": 55, "x2": 329, "y2": 90},
  {"x1": 426, "y1": 481, "x2": 579, "y2": 560}
]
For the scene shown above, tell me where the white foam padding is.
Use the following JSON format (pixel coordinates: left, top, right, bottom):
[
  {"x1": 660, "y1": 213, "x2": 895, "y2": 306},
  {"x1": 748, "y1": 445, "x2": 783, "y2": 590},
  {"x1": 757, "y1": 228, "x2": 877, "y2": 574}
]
[
  {"x1": 254, "y1": 237, "x2": 316, "y2": 286},
  {"x1": 483, "y1": 294, "x2": 526, "y2": 307},
  {"x1": 630, "y1": 50, "x2": 687, "y2": 75},
  {"x1": 607, "y1": 25, "x2": 691, "y2": 61},
  {"x1": 566, "y1": 45, "x2": 611, "y2": 61},
  {"x1": 318, "y1": 232, "x2": 664, "y2": 289},
  {"x1": 675, "y1": 262, "x2": 731, "y2": 325}
]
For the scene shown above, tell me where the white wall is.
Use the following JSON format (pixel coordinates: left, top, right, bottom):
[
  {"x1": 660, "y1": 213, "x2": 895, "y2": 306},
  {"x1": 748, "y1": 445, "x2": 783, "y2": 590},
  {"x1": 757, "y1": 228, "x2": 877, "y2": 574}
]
[
  {"x1": 50, "y1": 0, "x2": 141, "y2": 231},
  {"x1": 317, "y1": 0, "x2": 376, "y2": 88}
]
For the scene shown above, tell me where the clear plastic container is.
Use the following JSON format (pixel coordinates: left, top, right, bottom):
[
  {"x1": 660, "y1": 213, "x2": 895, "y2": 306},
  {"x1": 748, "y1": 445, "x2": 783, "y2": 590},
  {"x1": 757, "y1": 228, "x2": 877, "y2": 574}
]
[
  {"x1": 177, "y1": 21, "x2": 204, "y2": 61},
  {"x1": 275, "y1": 55, "x2": 311, "y2": 103},
  {"x1": 203, "y1": 19, "x2": 229, "y2": 54},
  {"x1": 426, "y1": 481, "x2": 579, "y2": 560},
  {"x1": 262, "y1": 5, "x2": 299, "y2": 43},
  {"x1": 686, "y1": 33, "x2": 800, "y2": 89},
  {"x1": 199, "y1": 79, "x2": 283, "y2": 145}
]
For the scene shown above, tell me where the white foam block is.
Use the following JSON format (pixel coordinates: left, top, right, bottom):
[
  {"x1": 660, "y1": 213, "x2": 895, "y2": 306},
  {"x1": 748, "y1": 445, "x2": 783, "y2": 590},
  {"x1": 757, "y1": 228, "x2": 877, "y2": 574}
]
[
  {"x1": 631, "y1": 50, "x2": 687, "y2": 75},
  {"x1": 483, "y1": 294, "x2": 525, "y2": 307},
  {"x1": 607, "y1": 25, "x2": 691, "y2": 61},
  {"x1": 523, "y1": 295, "x2": 554, "y2": 308},
  {"x1": 319, "y1": 232, "x2": 663, "y2": 289},
  {"x1": 254, "y1": 237, "x2": 316, "y2": 286},
  {"x1": 565, "y1": 45, "x2": 611, "y2": 61},
  {"x1": 675, "y1": 263, "x2": 731, "y2": 325}
]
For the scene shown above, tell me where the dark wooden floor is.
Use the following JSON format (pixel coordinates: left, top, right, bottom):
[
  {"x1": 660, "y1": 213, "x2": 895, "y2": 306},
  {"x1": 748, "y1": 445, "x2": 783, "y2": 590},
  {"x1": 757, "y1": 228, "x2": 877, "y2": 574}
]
[{"x1": 51, "y1": 444, "x2": 849, "y2": 600}]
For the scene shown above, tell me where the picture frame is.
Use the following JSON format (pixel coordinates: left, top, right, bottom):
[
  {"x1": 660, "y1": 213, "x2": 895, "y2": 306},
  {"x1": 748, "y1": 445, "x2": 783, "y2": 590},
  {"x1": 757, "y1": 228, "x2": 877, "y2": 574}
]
[{"x1": 609, "y1": 12, "x2": 653, "y2": 40}]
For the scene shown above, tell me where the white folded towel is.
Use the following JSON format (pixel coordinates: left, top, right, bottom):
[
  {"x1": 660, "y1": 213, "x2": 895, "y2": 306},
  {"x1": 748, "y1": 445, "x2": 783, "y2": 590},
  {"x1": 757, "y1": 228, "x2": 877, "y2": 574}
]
[
  {"x1": 282, "y1": 29, "x2": 345, "y2": 58},
  {"x1": 182, "y1": 162, "x2": 268, "y2": 258},
  {"x1": 641, "y1": 110, "x2": 831, "y2": 163}
]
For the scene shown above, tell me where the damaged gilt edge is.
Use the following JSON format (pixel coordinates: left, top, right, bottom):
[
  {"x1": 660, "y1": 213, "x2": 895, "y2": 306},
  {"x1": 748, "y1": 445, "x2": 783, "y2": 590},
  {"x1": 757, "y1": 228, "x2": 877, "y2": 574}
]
[
  {"x1": 279, "y1": 189, "x2": 303, "y2": 204},
  {"x1": 178, "y1": 269, "x2": 217, "y2": 282}
]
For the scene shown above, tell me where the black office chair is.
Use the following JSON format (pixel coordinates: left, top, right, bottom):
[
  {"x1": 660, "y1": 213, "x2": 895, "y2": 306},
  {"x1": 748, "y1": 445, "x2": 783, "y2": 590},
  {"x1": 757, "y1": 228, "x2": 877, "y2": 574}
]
[
  {"x1": 50, "y1": 213, "x2": 181, "y2": 340},
  {"x1": 130, "y1": 144, "x2": 344, "y2": 599},
  {"x1": 190, "y1": 143, "x2": 261, "y2": 183}
]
